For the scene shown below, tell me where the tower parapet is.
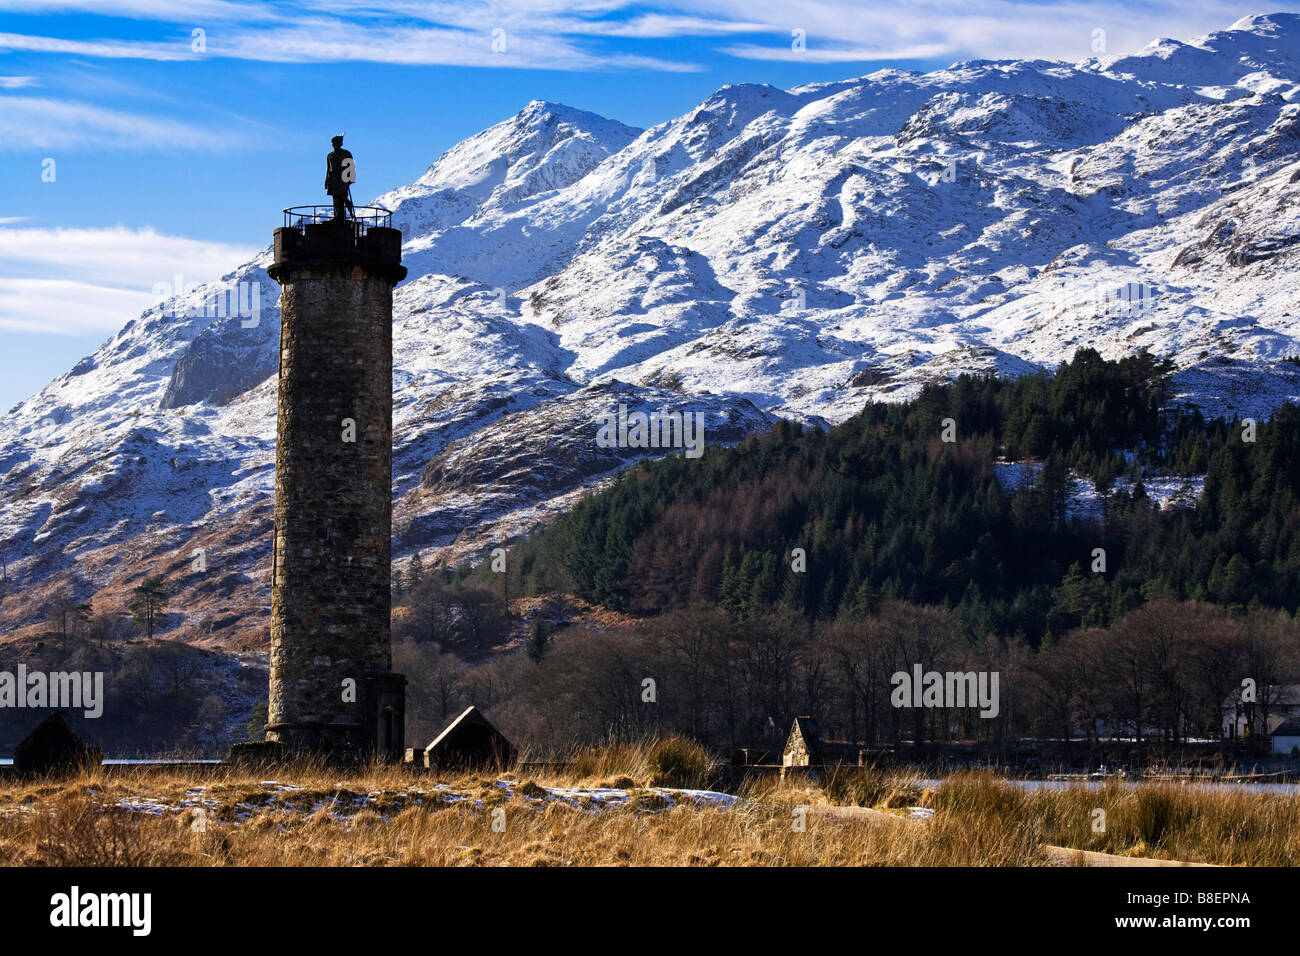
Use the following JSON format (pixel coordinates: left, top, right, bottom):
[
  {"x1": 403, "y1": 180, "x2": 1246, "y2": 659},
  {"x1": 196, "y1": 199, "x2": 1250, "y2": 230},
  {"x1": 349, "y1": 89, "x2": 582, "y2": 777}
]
[{"x1": 270, "y1": 207, "x2": 406, "y2": 285}]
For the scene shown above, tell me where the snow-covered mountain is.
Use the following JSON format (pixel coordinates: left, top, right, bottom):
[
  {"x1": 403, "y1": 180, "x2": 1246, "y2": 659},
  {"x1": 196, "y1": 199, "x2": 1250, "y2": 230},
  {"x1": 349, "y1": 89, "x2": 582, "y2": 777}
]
[{"x1": 3, "y1": 14, "x2": 1300, "y2": 646}]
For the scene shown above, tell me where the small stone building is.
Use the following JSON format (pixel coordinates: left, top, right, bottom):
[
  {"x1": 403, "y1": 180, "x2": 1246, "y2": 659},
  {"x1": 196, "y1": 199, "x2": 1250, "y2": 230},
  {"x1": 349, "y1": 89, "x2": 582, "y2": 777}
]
[
  {"x1": 783, "y1": 716, "x2": 822, "y2": 767},
  {"x1": 14, "y1": 711, "x2": 100, "y2": 776},
  {"x1": 413, "y1": 706, "x2": 515, "y2": 770},
  {"x1": 780, "y1": 716, "x2": 872, "y2": 778}
]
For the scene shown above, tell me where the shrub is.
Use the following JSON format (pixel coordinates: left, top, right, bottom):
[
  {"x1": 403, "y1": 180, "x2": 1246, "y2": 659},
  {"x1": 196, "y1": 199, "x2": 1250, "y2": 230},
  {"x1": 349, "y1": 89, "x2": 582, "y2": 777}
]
[
  {"x1": 1129, "y1": 787, "x2": 1192, "y2": 849},
  {"x1": 33, "y1": 794, "x2": 185, "y2": 866},
  {"x1": 648, "y1": 736, "x2": 715, "y2": 789},
  {"x1": 824, "y1": 766, "x2": 912, "y2": 807}
]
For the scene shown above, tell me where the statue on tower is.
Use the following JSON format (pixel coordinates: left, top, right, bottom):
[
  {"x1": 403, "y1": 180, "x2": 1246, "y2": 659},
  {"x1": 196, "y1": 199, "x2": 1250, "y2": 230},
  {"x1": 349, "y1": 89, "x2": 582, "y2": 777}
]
[{"x1": 325, "y1": 134, "x2": 355, "y2": 220}]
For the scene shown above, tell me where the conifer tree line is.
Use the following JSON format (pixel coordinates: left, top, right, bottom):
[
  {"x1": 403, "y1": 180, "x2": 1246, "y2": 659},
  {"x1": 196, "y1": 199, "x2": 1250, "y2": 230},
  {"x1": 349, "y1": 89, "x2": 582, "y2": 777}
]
[{"x1": 505, "y1": 348, "x2": 1300, "y2": 639}]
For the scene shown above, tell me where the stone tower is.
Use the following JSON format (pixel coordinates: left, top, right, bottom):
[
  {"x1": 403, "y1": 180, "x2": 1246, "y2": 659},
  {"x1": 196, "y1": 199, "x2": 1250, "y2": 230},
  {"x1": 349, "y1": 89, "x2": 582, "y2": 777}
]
[{"x1": 264, "y1": 206, "x2": 407, "y2": 761}]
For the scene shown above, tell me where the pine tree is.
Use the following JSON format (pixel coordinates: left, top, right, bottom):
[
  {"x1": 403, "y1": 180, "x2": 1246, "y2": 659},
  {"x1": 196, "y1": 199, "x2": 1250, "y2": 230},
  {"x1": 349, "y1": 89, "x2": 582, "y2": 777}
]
[
  {"x1": 525, "y1": 617, "x2": 549, "y2": 663},
  {"x1": 129, "y1": 576, "x2": 168, "y2": 640},
  {"x1": 407, "y1": 552, "x2": 425, "y2": 592}
]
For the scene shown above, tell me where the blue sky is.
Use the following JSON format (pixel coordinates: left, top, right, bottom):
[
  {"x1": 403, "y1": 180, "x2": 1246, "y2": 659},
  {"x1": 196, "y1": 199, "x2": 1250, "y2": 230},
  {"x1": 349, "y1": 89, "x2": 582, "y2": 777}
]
[{"x1": 0, "y1": 0, "x2": 1291, "y2": 412}]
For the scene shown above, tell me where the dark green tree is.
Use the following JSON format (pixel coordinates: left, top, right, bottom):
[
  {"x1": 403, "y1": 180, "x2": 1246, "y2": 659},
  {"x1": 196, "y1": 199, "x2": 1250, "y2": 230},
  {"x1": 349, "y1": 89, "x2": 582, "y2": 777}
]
[
  {"x1": 407, "y1": 551, "x2": 425, "y2": 592},
  {"x1": 129, "y1": 576, "x2": 169, "y2": 640},
  {"x1": 525, "y1": 616, "x2": 550, "y2": 663},
  {"x1": 246, "y1": 699, "x2": 268, "y2": 740}
]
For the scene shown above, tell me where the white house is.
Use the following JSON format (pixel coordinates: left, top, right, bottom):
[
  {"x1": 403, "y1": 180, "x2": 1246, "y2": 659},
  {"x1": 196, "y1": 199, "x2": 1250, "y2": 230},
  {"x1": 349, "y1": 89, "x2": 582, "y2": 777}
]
[{"x1": 1221, "y1": 684, "x2": 1300, "y2": 739}]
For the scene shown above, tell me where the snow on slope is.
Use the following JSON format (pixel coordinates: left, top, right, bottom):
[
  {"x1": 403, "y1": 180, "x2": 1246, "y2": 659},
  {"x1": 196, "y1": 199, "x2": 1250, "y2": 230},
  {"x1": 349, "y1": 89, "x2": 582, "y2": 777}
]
[{"x1": 2, "y1": 15, "x2": 1300, "y2": 643}]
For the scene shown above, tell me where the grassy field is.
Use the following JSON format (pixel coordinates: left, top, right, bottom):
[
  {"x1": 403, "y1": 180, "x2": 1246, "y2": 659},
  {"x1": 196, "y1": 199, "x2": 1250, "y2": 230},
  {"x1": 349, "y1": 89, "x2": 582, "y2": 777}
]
[{"x1": 2, "y1": 738, "x2": 1297, "y2": 866}]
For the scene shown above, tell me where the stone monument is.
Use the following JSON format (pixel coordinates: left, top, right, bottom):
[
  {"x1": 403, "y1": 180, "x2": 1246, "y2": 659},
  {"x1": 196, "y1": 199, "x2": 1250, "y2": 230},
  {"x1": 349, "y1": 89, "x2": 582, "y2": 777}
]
[{"x1": 264, "y1": 145, "x2": 407, "y2": 762}]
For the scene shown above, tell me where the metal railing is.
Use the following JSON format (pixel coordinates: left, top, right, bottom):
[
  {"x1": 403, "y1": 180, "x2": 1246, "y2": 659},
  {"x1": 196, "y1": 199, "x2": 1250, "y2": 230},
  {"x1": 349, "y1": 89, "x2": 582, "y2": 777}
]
[{"x1": 282, "y1": 205, "x2": 393, "y2": 236}]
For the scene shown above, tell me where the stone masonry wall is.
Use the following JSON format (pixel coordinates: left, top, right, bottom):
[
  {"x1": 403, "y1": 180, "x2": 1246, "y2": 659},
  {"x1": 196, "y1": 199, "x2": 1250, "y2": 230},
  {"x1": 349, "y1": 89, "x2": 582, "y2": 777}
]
[{"x1": 266, "y1": 248, "x2": 396, "y2": 752}]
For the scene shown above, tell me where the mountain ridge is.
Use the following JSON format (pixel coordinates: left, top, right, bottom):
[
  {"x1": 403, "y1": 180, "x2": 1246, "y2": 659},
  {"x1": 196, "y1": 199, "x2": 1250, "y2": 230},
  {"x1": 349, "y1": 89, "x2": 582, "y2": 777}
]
[{"x1": 2, "y1": 12, "x2": 1299, "y2": 646}]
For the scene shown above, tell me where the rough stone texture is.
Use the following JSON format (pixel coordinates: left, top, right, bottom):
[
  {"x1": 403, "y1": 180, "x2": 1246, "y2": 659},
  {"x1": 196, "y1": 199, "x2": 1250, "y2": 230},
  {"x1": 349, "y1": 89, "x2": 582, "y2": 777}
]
[
  {"x1": 782, "y1": 716, "x2": 821, "y2": 768},
  {"x1": 227, "y1": 740, "x2": 287, "y2": 767},
  {"x1": 265, "y1": 219, "x2": 407, "y2": 760}
]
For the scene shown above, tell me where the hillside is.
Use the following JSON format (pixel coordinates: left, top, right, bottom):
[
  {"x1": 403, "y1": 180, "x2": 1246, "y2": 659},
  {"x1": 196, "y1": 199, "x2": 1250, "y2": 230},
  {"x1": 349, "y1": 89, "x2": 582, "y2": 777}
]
[
  {"x1": 1, "y1": 13, "x2": 1299, "y2": 653},
  {"x1": 504, "y1": 348, "x2": 1300, "y2": 637}
]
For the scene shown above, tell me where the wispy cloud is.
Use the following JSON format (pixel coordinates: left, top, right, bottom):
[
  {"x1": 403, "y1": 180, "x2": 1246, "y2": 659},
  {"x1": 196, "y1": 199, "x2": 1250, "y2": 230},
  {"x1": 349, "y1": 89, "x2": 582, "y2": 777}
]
[
  {"x1": 206, "y1": 19, "x2": 703, "y2": 70},
  {"x1": 0, "y1": 31, "x2": 200, "y2": 61},
  {"x1": 703, "y1": 0, "x2": 1282, "y2": 64},
  {"x1": 0, "y1": 75, "x2": 37, "y2": 87},
  {"x1": 0, "y1": 1, "x2": 1292, "y2": 71},
  {"x1": 0, "y1": 0, "x2": 278, "y2": 22},
  {"x1": 0, "y1": 20, "x2": 701, "y2": 70},
  {"x1": 0, "y1": 95, "x2": 251, "y2": 150},
  {"x1": 721, "y1": 41, "x2": 954, "y2": 63},
  {"x1": 0, "y1": 278, "x2": 161, "y2": 335},
  {"x1": 0, "y1": 226, "x2": 258, "y2": 334}
]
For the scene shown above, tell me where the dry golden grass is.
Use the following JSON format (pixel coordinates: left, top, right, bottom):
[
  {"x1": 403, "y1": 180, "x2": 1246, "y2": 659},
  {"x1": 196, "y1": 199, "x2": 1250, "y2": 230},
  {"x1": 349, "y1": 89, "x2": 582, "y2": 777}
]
[{"x1": 1, "y1": 744, "x2": 1298, "y2": 866}]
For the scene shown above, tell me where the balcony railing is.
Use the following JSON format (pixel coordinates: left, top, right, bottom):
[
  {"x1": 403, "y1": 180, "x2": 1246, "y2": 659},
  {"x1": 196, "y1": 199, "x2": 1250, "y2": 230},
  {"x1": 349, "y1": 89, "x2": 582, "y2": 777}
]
[{"x1": 282, "y1": 205, "x2": 393, "y2": 237}]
